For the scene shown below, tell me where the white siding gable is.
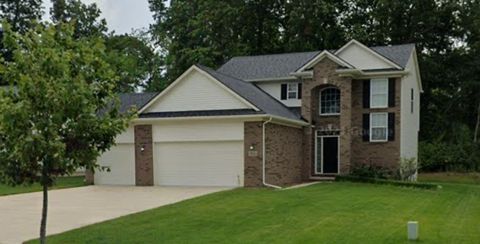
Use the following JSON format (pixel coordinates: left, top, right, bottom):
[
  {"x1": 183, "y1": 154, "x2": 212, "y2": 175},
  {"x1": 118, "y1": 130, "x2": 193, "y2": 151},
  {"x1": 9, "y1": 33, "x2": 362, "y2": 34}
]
[
  {"x1": 336, "y1": 42, "x2": 396, "y2": 70},
  {"x1": 144, "y1": 69, "x2": 251, "y2": 113}
]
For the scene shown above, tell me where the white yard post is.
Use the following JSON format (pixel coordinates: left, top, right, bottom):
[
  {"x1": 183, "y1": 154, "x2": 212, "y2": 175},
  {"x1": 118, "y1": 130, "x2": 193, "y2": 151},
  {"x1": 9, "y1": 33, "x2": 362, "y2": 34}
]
[{"x1": 408, "y1": 221, "x2": 419, "y2": 240}]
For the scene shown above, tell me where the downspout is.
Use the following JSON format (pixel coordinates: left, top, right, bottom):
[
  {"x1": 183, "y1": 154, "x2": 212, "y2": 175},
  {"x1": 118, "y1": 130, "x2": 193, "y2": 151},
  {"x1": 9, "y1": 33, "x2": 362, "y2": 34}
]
[{"x1": 262, "y1": 117, "x2": 282, "y2": 189}]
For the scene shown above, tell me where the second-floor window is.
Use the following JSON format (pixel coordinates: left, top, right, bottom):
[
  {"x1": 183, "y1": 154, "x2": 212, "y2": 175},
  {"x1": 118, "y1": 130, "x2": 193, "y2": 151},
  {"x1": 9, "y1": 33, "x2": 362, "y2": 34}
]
[
  {"x1": 281, "y1": 82, "x2": 302, "y2": 100},
  {"x1": 370, "y1": 78, "x2": 389, "y2": 108},
  {"x1": 287, "y1": 83, "x2": 298, "y2": 99},
  {"x1": 320, "y1": 87, "x2": 340, "y2": 115}
]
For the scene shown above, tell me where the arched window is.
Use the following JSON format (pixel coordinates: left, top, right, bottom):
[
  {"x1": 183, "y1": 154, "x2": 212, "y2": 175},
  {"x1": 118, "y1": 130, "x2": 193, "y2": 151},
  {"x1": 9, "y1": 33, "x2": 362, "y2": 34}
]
[{"x1": 320, "y1": 88, "x2": 340, "y2": 115}]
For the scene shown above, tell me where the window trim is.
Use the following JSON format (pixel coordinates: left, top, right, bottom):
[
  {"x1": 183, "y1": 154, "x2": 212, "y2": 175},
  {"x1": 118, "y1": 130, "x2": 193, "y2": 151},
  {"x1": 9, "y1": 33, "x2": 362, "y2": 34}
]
[
  {"x1": 370, "y1": 78, "x2": 389, "y2": 108},
  {"x1": 319, "y1": 87, "x2": 341, "y2": 116},
  {"x1": 286, "y1": 83, "x2": 298, "y2": 100},
  {"x1": 369, "y1": 112, "x2": 388, "y2": 142}
]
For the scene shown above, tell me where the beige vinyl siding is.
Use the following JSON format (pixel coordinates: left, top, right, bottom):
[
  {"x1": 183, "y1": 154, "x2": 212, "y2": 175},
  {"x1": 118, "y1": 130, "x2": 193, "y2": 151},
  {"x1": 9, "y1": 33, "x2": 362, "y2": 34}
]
[
  {"x1": 256, "y1": 81, "x2": 301, "y2": 107},
  {"x1": 144, "y1": 71, "x2": 250, "y2": 113},
  {"x1": 336, "y1": 43, "x2": 395, "y2": 70},
  {"x1": 400, "y1": 52, "x2": 420, "y2": 160}
]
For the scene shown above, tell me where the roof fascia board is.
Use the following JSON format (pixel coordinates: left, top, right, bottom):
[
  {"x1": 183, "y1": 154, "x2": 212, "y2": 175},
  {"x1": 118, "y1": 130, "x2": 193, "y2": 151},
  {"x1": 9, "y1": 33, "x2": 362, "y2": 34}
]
[
  {"x1": 296, "y1": 50, "x2": 354, "y2": 72},
  {"x1": 336, "y1": 68, "x2": 409, "y2": 78},
  {"x1": 133, "y1": 114, "x2": 309, "y2": 127},
  {"x1": 334, "y1": 40, "x2": 403, "y2": 70},
  {"x1": 245, "y1": 76, "x2": 298, "y2": 82},
  {"x1": 139, "y1": 65, "x2": 260, "y2": 114}
]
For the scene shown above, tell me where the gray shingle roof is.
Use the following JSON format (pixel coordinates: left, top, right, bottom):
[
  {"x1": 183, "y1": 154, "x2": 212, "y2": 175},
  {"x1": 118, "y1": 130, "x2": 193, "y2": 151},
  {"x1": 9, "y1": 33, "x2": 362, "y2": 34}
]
[
  {"x1": 196, "y1": 64, "x2": 303, "y2": 121},
  {"x1": 218, "y1": 44, "x2": 415, "y2": 81},
  {"x1": 217, "y1": 51, "x2": 320, "y2": 81},
  {"x1": 370, "y1": 43, "x2": 415, "y2": 68},
  {"x1": 118, "y1": 92, "x2": 158, "y2": 113}
]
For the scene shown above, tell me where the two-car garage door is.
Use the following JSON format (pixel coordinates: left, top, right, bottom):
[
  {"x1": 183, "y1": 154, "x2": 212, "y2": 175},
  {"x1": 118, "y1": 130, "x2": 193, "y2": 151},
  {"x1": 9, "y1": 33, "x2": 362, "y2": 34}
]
[
  {"x1": 153, "y1": 120, "x2": 244, "y2": 187},
  {"x1": 96, "y1": 119, "x2": 244, "y2": 187},
  {"x1": 155, "y1": 141, "x2": 243, "y2": 186}
]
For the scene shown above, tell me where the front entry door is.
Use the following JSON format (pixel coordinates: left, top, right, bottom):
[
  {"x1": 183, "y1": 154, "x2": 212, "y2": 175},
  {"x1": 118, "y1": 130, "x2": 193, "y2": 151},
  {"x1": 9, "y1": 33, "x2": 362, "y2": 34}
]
[{"x1": 316, "y1": 135, "x2": 339, "y2": 174}]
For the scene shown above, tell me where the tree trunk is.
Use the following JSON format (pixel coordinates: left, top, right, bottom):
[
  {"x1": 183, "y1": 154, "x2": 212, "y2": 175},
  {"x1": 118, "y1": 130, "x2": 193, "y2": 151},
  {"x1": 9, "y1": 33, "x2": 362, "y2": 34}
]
[
  {"x1": 475, "y1": 102, "x2": 480, "y2": 143},
  {"x1": 40, "y1": 183, "x2": 48, "y2": 244}
]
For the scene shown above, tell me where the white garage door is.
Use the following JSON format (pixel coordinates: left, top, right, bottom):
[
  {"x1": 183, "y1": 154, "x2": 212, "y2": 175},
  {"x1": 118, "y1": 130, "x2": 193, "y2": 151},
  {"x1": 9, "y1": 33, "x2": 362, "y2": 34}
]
[
  {"x1": 95, "y1": 143, "x2": 135, "y2": 185},
  {"x1": 154, "y1": 141, "x2": 244, "y2": 187}
]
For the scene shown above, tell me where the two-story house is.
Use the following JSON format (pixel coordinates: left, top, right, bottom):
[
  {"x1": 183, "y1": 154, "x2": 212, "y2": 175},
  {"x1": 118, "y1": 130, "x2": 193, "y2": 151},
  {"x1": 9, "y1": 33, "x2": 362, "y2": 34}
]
[{"x1": 90, "y1": 40, "x2": 421, "y2": 188}]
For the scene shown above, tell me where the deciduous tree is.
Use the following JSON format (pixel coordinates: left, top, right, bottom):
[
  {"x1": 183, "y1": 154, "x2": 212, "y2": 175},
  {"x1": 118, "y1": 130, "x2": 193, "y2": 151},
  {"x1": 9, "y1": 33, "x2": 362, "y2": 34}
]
[{"x1": 0, "y1": 22, "x2": 132, "y2": 243}]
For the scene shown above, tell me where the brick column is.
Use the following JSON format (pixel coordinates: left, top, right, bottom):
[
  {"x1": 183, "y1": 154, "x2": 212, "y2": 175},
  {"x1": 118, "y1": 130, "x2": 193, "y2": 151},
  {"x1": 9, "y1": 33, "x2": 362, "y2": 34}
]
[{"x1": 134, "y1": 124, "x2": 154, "y2": 186}]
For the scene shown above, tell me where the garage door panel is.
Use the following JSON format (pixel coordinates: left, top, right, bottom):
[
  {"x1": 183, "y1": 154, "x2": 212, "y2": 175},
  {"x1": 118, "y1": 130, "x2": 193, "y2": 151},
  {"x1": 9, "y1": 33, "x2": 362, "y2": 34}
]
[
  {"x1": 95, "y1": 144, "x2": 135, "y2": 185},
  {"x1": 155, "y1": 141, "x2": 243, "y2": 187}
]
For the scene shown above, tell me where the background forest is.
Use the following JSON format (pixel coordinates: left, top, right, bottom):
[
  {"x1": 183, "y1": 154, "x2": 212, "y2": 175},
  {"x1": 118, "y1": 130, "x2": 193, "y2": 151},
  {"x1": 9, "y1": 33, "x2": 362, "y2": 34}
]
[{"x1": 1, "y1": 0, "x2": 480, "y2": 172}]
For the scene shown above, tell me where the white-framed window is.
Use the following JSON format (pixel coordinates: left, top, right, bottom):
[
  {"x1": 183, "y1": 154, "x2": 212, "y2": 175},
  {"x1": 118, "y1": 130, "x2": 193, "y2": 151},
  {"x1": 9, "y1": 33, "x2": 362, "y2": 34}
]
[
  {"x1": 370, "y1": 78, "x2": 388, "y2": 108},
  {"x1": 370, "y1": 112, "x2": 388, "y2": 142},
  {"x1": 287, "y1": 83, "x2": 298, "y2": 99},
  {"x1": 319, "y1": 87, "x2": 340, "y2": 115}
]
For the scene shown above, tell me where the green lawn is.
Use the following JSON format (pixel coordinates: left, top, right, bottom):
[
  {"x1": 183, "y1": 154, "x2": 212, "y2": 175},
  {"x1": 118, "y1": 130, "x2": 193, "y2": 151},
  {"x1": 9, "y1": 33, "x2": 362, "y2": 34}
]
[
  {"x1": 0, "y1": 176, "x2": 86, "y2": 196},
  {"x1": 33, "y1": 176, "x2": 480, "y2": 243},
  {"x1": 419, "y1": 172, "x2": 480, "y2": 185}
]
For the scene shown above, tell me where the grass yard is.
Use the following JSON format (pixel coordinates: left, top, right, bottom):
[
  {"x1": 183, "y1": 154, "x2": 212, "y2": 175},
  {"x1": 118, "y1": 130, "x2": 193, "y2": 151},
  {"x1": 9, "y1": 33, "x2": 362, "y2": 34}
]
[
  {"x1": 34, "y1": 177, "x2": 480, "y2": 243},
  {"x1": 0, "y1": 176, "x2": 86, "y2": 196}
]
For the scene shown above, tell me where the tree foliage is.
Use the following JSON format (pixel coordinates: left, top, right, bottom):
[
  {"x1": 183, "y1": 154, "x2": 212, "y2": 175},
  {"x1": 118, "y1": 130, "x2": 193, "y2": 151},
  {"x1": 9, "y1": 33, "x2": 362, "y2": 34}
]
[
  {"x1": 0, "y1": 22, "x2": 133, "y2": 241},
  {"x1": 105, "y1": 31, "x2": 164, "y2": 92},
  {"x1": 50, "y1": 0, "x2": 107, "y2": 38},
  {"x1": 0, "y1": 0, "x2": 43, "y2": 33}
]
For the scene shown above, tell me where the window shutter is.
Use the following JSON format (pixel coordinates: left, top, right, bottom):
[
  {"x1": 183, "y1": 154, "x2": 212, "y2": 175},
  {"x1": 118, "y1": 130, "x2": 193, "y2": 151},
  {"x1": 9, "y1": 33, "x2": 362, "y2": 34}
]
[
  {"x1": 363, "y1": 80, "x2": 370, "y2": 108},
  {"x1": 297, "y1": 83, "x2": 302, "y2": 99},
  {"x1": 281, "y1": 84, "x2": 287, "y2": 100},
  {"x1": 388, "y1": 78, "x2": 396, "y2": 107},
  {"x1": 388, "y1": 112, "x2": 395, "y2": 141},
  {"x1": 362, "y1": 113, "x2": 370, "y2": 141}
]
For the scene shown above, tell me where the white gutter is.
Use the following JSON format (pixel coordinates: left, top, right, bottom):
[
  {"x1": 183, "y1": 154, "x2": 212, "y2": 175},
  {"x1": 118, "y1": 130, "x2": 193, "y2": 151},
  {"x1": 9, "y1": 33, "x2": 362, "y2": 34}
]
[
  {"x1": 262, "y1": 117, "x2": 282, "y2": 189},
  {"x1": 336, "y1": 69, "x2": 409, "y2": 77}
]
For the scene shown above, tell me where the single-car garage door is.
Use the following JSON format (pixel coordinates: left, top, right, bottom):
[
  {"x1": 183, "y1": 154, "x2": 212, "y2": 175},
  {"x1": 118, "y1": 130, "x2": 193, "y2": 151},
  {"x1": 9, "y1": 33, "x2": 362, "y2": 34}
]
[
  {"x1": 154, "y1": 141, "x2": 243, "y2": 187},
  {"x1": 95, "y1": 143, "x2": 135, "y2": 185}
]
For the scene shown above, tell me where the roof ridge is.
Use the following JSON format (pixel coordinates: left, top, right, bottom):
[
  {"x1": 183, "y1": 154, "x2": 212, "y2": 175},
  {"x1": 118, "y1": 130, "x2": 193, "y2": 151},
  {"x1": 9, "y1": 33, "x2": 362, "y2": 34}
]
[
  {"x1": 227, "y1": 50, "x2": 321, "y2": 59},
  {"x1": 370, "y1": 43, "x2": 416, "y2": 49}
]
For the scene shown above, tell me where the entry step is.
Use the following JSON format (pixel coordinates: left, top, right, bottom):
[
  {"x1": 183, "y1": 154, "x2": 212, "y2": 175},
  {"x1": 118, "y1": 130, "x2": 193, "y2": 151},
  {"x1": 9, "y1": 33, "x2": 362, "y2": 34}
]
[{"x1": 309, "y1": 176, "x2": 336, "y2": 181}]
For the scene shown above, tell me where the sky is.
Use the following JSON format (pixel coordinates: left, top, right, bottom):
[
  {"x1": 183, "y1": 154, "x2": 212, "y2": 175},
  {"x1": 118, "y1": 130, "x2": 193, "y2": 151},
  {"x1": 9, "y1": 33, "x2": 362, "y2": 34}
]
[{"x1": 42, "y1": 0, "x2": 155, "y2": 34}]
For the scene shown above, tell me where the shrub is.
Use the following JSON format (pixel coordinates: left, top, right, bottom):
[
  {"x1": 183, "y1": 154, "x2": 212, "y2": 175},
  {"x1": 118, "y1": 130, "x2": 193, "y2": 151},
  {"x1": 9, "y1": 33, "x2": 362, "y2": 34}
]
[
  {"x1": 350, "y1": 163, "x2": 394, "y2": 179},
  {"x1": 419, "y1": 141, "x2": 480, "y2": 172},
  {"x1": 336, "y1": 175, "x2": 439, "y2": 190}
]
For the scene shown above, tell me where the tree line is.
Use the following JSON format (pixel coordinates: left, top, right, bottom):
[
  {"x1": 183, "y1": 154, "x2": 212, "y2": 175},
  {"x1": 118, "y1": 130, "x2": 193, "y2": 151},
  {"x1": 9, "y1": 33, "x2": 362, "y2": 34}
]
[{"x1": 1, "y1": 0, "x2": 480, "y2": 170}]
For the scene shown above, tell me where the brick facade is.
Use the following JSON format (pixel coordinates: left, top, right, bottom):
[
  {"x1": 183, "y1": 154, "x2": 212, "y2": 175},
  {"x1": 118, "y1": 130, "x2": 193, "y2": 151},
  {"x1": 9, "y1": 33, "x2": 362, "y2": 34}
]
[
  {"x1": 350, "y1": 78, "x2": 401, "y2": 170},
  {"x1": 301, "y1": 59, "x2": 353, "y2": 175},
  {"x1": 300, "y1": 58, "x2": 402, "y2": 176},
  {"x1": 244, "y1": 121, "x2": 304, "y2": 187},
  {"x1": 134, "y1": 124, "x2": 154, "y2": 186}
]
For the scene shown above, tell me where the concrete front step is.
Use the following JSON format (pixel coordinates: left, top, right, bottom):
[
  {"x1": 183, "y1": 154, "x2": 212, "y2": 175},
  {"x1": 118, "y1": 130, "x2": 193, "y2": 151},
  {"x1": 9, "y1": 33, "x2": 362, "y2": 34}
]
[{"x1": 309, "y1": 176, "x2": 336, "y2": 181}]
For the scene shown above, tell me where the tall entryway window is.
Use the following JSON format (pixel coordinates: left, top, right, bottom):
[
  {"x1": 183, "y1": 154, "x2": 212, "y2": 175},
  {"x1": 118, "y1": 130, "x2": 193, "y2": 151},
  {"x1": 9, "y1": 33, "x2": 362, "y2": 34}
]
[{"x1": 315, "y1": 131, "x2": 340, "y2": 174}]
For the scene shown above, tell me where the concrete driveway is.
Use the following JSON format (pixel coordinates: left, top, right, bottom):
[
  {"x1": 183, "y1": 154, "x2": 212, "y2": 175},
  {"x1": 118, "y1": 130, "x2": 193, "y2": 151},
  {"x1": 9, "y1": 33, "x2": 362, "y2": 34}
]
[{"x1": 0, "y1": 185, "x2": 229, "y2": 244}]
